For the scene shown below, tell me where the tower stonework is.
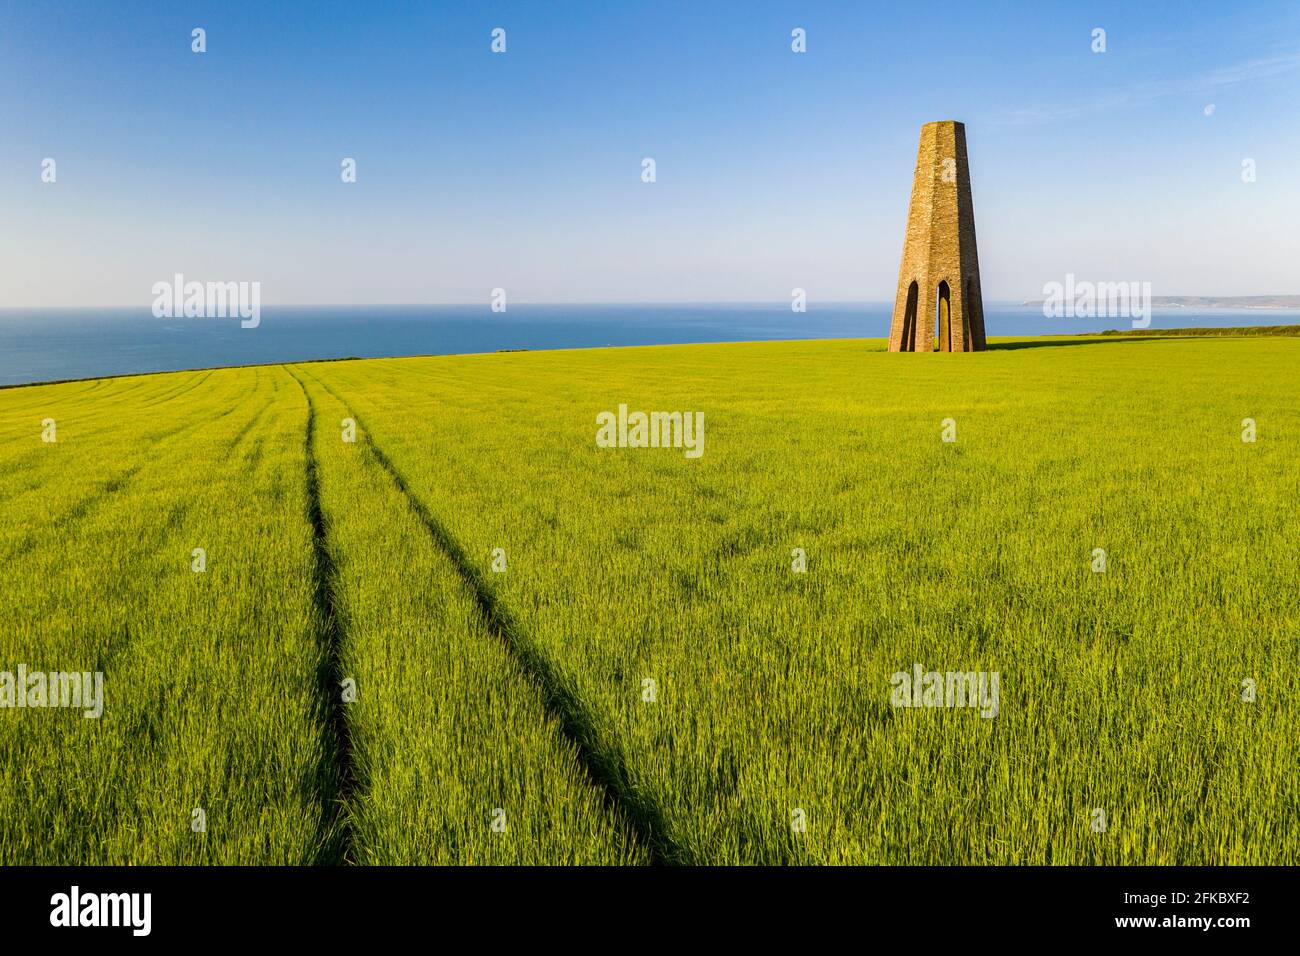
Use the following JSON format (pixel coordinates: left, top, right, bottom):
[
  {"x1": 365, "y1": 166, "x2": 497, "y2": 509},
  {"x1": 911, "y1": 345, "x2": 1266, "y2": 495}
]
[{"x1": 888, "y1": 121, "x2": 986, "y2": 352}]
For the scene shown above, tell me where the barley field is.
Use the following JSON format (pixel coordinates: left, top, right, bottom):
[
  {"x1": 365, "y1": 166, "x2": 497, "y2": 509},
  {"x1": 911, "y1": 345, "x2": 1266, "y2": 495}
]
[{"x1": 2, "y1": 335, "x2": 1296, "y2": 864}]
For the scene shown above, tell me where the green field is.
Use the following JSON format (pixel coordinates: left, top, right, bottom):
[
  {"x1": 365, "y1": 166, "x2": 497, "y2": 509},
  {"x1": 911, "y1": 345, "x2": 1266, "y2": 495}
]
[{"x1": 2, "y1": 335, "x2": 1296, "y2": 864}]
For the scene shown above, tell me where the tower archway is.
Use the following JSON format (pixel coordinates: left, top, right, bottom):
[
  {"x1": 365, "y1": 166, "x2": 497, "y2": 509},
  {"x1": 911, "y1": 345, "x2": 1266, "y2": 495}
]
[
  {"x1": 901, "y1": 281, "x2": 919, "y2": 350},
  {"x1": 964, "y1": 279, "x2": 974, "y2": 350},
  {"x1": 935, "y1": 281, "x2": 952, "y2": 352}
]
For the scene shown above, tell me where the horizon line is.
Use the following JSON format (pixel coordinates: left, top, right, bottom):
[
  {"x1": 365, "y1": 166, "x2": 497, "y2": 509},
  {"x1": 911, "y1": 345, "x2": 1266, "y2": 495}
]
[{"x1": 2, "y1": 295, "x2": 1298, "y2": 312}]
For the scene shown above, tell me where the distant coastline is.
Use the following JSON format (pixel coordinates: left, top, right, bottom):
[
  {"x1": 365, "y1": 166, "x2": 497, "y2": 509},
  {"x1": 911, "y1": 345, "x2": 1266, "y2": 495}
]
[
  {"x1": 1090, "y1": 324, "x2": 1300, "y2": 337},
  {"x1": 1020, "y1": 294, "x2": 1300, "y2": 310}
]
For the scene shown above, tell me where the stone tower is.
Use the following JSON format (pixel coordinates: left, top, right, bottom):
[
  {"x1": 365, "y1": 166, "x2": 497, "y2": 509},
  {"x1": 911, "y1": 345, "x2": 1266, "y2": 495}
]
[{"x1": 888, "y1": 121, "x2": 986, "y2": 352}]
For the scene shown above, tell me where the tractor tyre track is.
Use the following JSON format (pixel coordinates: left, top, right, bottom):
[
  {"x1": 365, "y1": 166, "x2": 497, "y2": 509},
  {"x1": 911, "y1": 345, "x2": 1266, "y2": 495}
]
[{"x1": 294, "y1": 364, "x2": 680, "y2": 866}]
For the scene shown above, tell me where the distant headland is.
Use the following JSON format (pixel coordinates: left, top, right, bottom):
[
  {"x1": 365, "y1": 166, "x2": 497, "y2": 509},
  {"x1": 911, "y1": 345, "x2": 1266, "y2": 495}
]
[{"x1": 1021, "y1": 295, "x2": 1300, "y2": 310}]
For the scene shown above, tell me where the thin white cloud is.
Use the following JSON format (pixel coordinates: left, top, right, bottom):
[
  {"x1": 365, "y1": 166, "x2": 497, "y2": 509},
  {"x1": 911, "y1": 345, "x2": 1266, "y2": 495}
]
[{"x1": 998, "y1": 50, "x2": 1300, "y2": 125}]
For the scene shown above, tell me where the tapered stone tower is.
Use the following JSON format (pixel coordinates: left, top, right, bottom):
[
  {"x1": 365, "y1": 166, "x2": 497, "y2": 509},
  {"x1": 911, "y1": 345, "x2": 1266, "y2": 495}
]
[{"x1": 888, "y1": 121, "x2": 986, "y2": 352}]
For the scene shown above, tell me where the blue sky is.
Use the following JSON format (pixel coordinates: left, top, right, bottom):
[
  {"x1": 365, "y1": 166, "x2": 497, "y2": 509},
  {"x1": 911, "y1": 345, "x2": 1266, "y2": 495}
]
[{"x1": 2, "y1": 0, "x2": 1298, "y2": 305}]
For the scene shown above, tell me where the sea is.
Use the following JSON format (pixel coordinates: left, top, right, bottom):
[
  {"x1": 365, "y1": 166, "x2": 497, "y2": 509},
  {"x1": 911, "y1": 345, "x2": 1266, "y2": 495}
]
[{"x1": 0, "y1": 303, "x2": 1296, "y2": 387}]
